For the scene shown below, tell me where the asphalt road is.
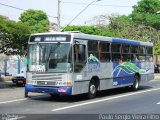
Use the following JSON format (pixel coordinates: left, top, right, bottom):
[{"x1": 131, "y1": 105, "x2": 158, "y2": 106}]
[{"x1": 0, "y1": 79, "x2": 160, "y2": 120}]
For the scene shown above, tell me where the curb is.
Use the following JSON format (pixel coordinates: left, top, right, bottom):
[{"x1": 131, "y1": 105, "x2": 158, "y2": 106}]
[{"x1": 0, "y1": 81, "x2": 16, "y2": 89}]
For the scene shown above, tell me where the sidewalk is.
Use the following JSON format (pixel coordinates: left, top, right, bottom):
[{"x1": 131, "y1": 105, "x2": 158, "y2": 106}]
[
  {"x1": 0, "y1": 76, "x2": 16, "y2": 89},
  {"x1": 0, "y1": 81, "x2": 16, "y2": 89},
  {"x1": 155, "y1": 73, "x2": 160, "y2": 80}
]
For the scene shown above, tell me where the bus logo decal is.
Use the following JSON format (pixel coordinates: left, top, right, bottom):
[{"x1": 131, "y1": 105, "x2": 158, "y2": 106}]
[
  {"x1": 112, "y1": 62, "x2": 151, "y2": 77},
  {"x1": 88, "y1": 61, "x2": 100, "y2": 73},
  {"x1": 30, "y1": 65, "x2": 46, "y2": 72},
  {"x1": 87, "y1": 54, "x2": 100, "y2": 73}
]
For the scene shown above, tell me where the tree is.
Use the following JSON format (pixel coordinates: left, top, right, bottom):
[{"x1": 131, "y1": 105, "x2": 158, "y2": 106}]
[
  {"x1": 130, "y1": 0, "x2": 160, "y2": 30},
  {"x1": 130, "y1": 0, "x2": 160, "y2": 56},
  {"x1": 0, "y1": 16, "x2": 30, "y2": 56},
  {"x1": 19, "y1": 9, "x2": 50, "y2": 33},
  {"x1": 63, "y1": 14, "x2": 160, "y2": 55},
  {"x1": 108, "y1": 15, "x2": 135, "y2": 38},
  {"x1": 108, "y1": 15, "x2": 160, "y2": 42}
]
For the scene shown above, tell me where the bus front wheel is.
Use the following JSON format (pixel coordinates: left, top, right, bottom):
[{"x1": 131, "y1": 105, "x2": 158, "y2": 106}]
[
  {"x1": 87, "y1": 80, "x2": 98, "y2": 99},
  {"x1": 24, "y1": 90, "x2": 28, "y2": 98},
  {"x1": 50, "y1": 94, "x2": 60, "y2": 98}
]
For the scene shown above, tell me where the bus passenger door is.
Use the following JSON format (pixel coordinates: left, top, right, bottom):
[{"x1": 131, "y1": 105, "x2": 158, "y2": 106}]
[{"x1": 74, "y1": 44, "x2": 87, "y2": 73}]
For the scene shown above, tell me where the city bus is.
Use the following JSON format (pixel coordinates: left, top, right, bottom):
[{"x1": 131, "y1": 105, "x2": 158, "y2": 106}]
[{"x1": 25, "y1": 31, "x2": 154, "y2": 98}]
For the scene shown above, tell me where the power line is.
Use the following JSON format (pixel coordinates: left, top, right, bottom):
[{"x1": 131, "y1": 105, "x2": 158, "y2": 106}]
[
  {"x1": 0, "y1": 2, "x2": 25, "y2": 11},
  {"x1": 61, "y1": 1, "x2": 132, "y2": 8},
  {"x1": 0, "y1": 2, "x2": 57, "y2": 19},
  {"x1": 61, "y1": 0, "x2": 101, "y2": 31}
]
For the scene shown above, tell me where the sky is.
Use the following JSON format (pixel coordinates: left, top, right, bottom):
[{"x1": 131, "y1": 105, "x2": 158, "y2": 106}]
[{"x1": 0, "y1": 0, "x2": 140, "y2": 27}]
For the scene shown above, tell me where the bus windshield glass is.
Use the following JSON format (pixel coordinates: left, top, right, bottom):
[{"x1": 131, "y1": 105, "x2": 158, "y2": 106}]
[{"x1": 28, "y1": 43, "x2": 72, "y2": 73}]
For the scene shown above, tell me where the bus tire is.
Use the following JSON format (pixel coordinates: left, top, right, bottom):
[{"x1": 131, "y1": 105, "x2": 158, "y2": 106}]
[
  {"x1": 131, "y1": 75, "x2": 139, "y2": 91},
  {"x1": 50, "y1": 94, "x2": 60, "y2": 98},
  {"x1": 87, "y1": 80, "x2": 98, "y2": 99},
  {"x1": 24, "y1": 90, "x2": 28, "y2": 98}
]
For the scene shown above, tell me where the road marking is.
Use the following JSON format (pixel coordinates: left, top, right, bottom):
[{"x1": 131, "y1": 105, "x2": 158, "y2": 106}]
[
  {"x1": 157, "y1": 102, "x2": 160, "y2": 104},
  {"x1": 0, "y1": 98, "x2": 27, "y2": 105},
  {"x1": 0, "y1": 94, "x2": 48, "y2": 105},
  {"x1": 52, "y1": 88, "x2": 160, "y2": 112},
  {"x1": 151, "y1": 79, "x2": 160, "y2": 82},
  {"x1": 1, "y1": 115, "x2": 26, "y2": 120},
  {"x1": 12, "y1": 116, "x2": 26, "y2": 120}
]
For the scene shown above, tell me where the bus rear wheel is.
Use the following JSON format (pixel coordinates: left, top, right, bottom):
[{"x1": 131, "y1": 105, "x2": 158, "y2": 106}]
[
  {"x1": 24, "y1": 90, "x2": 28, "y2": 98},
  {"x1": 50, "y1": 94, "x2": 60, "y2": 98},
  {"x1": 87, "y1": 80, "x2": 98, "y2": 99},
  {"x1": 131, "y1": 75, "x2": 139, "y2": 91}
]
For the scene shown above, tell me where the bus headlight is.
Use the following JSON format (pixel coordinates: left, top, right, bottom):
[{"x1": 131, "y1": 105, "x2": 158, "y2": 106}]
[{"x1": 66, "y1": 81, "x2": 72, "y2": 86}]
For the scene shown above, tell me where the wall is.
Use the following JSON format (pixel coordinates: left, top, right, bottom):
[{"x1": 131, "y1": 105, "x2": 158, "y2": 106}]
[{"x1": 0, "y1": 54, "x2": 26, "y2": 76}]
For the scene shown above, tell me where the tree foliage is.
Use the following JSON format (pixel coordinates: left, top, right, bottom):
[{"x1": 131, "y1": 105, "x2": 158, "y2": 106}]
[
  {"x1": 130, "y1": 0, "x2": 160, "y2": 30},
  {"x1": 19, "y1": 9, "x2": 50, "y2": 33},
  {"x1": 0, "y1": 16, "x2": 30, "y2": 56},
  {"x1": 130, "y1": 0, "x2": 160, "y2": 55},
  {"x1": 63, "y1": 25, "x2": 114, "y2": 37},
  {"x1": 108, "y1": 15, "x2": 135, "y2": 38},
  {"x1": 64, "y1": 11, "x2": 160, "y2": 55},
  {"x1": 0, "y1": 0, "x2": 159, "y2": 56},
  {"x1": 63, "y1": 0, "x2": 160, "y2": 55},
  {"x1": 108, "y1": 15, "x2": 159, "y2": 42}
]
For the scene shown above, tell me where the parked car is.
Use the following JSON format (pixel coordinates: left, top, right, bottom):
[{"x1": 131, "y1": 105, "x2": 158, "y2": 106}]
[
  {"x1": 154, "y1": 64, "x2": 160, "y2": 73},
  {"x1": 12, "y1": 72, "x2": 26, "y2": 86}
]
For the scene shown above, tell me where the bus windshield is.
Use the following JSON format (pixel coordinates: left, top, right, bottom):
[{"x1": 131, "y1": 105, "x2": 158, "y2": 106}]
[{"x1": 28, "y1": 43, "x2": 72, "y2": 73}]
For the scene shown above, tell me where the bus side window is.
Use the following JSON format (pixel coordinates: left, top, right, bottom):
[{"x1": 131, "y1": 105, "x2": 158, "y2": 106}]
[
  {"x1": 146, "y1": 46, "x2": 153, "y2": 62},
  {"x1": 111, "y1": 43, "x2": 121, "y2": 62},
  {"x1": 99, "y1": 42, "x2": 110, "y2": 62},
  {"x1": 88, "y1": 41, "x2": 99, "y2": 61},
  {"x1": 121, "y1": 54, "x2": 130, "y2": 61},
  {"x1": 112, "y1": 53, "x2": 121, "y2": 62},
  {"x1": 131, "y1": 54, "x2": 139, "y2": 62}
]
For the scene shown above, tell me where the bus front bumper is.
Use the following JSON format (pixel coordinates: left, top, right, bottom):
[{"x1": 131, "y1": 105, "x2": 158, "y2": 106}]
[{"x1": 25, "y1": 84, "x2": 72, "y2": 95}]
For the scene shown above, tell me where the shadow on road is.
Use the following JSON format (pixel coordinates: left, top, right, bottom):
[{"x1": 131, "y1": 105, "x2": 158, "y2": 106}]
[{"x1": 27, "y1": 85, "x2": 153, "y2": 103}]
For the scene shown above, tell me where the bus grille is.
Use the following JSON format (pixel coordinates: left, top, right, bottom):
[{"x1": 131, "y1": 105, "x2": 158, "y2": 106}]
[
  {"x1": 32, "y1": 73, "x2": 63, "y2": 81},
  {"x1": 36, "y1": 81, "x2": 57, "y2": 86}
]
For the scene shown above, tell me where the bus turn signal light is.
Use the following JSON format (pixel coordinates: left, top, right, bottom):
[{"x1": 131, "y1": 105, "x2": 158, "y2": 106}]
[{"x1": 67, "y1": 82, "x2": 72, "y2": 86}]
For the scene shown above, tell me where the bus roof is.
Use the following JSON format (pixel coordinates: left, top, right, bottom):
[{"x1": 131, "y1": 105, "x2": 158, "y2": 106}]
[
  {"x1": 30, "y1": 32, "x2": 153, "y2": 46},
  {"x1": 112, "y1": 38, "x2": 153, "y2": 46}
]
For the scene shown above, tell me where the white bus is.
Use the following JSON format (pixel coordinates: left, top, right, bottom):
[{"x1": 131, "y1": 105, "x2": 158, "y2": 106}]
[{"x1": 25, "y1": 32, "x2": 154, "y2": 98}]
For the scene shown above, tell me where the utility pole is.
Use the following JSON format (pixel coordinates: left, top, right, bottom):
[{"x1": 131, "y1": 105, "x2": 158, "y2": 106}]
[{"x1": 57, "y1": 0, "x2": 61, "y2": 31}]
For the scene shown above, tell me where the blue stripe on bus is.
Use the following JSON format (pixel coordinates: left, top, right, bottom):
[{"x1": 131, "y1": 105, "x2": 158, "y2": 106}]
[{"x1": 112, "y1": 38, "x2": 140, "y2": 45}]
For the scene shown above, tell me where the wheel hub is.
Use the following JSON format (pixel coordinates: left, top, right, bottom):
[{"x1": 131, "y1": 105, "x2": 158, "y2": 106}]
[
  {"x1": 90, "y1": 84, "x2": 96, "y2": 94},
  {"x1": 135, "y1": 80, "x2": 139, "y2": 89}
]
